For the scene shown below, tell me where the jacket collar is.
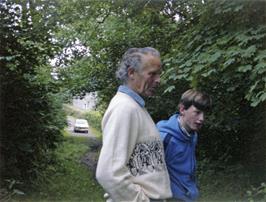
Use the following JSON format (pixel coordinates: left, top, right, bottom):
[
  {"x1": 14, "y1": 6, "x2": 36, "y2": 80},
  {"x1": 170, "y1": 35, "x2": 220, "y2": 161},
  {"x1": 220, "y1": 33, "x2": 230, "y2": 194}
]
[{"x1": 118, "y1": 85, "x2": 145, "y2": 108}]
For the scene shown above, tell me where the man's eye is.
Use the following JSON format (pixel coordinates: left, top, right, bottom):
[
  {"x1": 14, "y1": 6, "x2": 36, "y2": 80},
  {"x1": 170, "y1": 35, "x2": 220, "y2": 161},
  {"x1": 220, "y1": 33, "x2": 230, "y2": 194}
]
[{"x1": 152, "y1": 72, "x2": 161, "y2": 76}]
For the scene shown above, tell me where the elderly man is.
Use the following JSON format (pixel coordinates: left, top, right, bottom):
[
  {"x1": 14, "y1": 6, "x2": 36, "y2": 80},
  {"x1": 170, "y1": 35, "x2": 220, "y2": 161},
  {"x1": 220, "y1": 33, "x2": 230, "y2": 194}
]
[{"x1": 96, "y1": 47, "x2": 172, "y2": 202}]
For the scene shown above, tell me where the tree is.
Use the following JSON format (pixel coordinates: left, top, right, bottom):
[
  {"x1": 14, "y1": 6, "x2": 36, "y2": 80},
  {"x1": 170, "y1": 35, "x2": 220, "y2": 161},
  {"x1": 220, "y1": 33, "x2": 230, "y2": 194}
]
[
  {"x1": 162, "y1": 0, "x2": 266, "y2": 176},
  {"x1": 0, "y1": 0, "x2": 65, "y2": 190},
  {"x1": 56, "y1": 0, "x2": 266, "y2": 180},
  {"x1": 55, "y1": 0, "x2": 203, "y2": 110}
]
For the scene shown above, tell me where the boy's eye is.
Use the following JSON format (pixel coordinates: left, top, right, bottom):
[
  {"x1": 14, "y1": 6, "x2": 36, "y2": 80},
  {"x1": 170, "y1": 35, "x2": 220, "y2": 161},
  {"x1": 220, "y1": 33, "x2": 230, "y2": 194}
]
[{"x1": 195, "y1": 110, "x2": 201, "y2": 114}]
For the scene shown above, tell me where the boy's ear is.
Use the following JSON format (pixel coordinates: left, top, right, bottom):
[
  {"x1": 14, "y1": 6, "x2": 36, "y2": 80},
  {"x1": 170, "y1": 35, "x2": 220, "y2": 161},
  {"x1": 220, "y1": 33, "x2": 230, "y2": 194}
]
[{"x1": 179, "y1": 104, "x2": 185, "y2": 115}]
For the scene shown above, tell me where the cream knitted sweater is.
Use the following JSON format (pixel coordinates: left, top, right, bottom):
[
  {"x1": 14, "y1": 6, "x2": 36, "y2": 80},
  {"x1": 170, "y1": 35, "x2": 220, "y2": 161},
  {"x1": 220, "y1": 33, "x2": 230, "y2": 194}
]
[{"x1": 96, "y1": 92, "x2": 172, "y2": 202}]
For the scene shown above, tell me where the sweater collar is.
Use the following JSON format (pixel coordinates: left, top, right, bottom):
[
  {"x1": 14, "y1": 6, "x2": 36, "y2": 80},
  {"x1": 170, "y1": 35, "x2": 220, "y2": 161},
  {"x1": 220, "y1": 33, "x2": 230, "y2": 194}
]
[
  {"x1": 177, "y1": 116, "x2": 194, "y2": 137},
  {"x1": 118, "y1": 85, "x2": 145, "y2": 108},
  {"x1": 157, "y1": 114, "x2": 196, "y2": 142}
]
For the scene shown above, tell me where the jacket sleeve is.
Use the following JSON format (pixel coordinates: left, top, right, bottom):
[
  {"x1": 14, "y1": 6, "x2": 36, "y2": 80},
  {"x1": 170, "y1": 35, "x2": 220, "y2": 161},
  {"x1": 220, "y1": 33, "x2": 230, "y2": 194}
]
[{"x1": 96, "y1": 105, "x2": 150, "y2": 202}]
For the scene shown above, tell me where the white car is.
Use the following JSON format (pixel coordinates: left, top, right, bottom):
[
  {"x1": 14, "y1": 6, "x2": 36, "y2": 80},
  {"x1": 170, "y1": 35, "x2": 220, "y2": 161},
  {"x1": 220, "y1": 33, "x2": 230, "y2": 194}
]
[{"x1": 74, "y1": 119, "x2": 89, "y2": 133}]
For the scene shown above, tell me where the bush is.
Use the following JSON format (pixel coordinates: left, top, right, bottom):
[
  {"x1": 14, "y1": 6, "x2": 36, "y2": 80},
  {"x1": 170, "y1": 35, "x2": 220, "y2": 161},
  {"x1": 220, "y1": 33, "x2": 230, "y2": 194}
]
[
  {"x1": 246, "y1": 183, "x2": 266, "y2": 202},
  {"x1": 85, "y1": 111, "x2": 102, "y2": 133},
  {"x1": 0, "y1": 0, "x2": 65, "y2": 192},
  {"x1": 63, "y1": 104, "x2": 86, "y2": 118},
  {"x1": 197, "y1": 159, "x2": 251, "y2": 201}
]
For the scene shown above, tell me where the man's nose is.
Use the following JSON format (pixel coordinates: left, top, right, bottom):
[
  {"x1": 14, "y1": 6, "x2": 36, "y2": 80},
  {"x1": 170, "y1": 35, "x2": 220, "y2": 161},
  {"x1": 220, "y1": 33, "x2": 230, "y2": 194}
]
[{"x1": 155, "y1": 74, "x2": 160, "y2": 84}]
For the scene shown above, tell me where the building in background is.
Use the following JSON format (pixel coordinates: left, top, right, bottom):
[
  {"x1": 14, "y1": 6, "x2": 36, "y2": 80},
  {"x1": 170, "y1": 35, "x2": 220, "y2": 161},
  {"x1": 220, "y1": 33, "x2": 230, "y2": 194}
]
[{"x1": 72, "y1": 92, "x2": 97, "y2": 110}]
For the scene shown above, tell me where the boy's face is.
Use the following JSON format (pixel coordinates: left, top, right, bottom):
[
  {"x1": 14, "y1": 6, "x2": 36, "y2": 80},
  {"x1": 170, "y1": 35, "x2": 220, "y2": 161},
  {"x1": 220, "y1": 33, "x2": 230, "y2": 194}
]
[{"x1": 180, "y1": 105, "x2": 205, "y2": 133}]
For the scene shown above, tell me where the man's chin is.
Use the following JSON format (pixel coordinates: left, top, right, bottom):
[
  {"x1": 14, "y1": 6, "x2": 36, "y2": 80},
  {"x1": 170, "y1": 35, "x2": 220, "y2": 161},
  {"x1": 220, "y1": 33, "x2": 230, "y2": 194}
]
[{"x1": 146, "y1": 89, "x2": 157, "y2": 97}]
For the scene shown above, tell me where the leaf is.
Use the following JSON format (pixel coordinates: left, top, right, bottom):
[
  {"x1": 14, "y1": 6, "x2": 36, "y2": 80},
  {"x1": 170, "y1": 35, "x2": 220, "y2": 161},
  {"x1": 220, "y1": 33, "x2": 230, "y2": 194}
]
[
  {"x1": 223, "y1": 58, "x2": 235, "y2": 69},
  {"x1": 255, "y1": 50, "x2": 266, "y2": 61},
  {"x1": 227, "y1": 86, "x2": 236, "y2": 92},
  {"x1": 234, "y1": 5, "x2": 243, "y2": 12},
  {"x1": 8, "y1": 180, "x2": 16, "y2": 190},
  {"x1": 202, "y1": 69, "x2": 216, "y2": 77},
  {"x1": 168, "y1": 74, "x2": 178, "y2": 81},
  {"x1": 192, "y1": 65, "x2": 204, "y2": 73},
  {"x1": 13, "y1": 189, "x2": 25, "y2": 195},
  {"x1": 236, "y1": 34, "x2": 249, "y2": 46},
  {"x1": 176, "y1": 74, "x2": 188, "y2": 80},
  {"x1": 209, "y1": 52, "x2": 222, "y2": 63},
  {"x1": 0, "y1": 56, "x2": 16, "y2": 61},
  {"x1": 259, "y1": 92, "x2": 266, "y2": 102},
  {"x1": 237, "y1": 65, "x2": 252, "y2": 73},
  {"x1": 250, "y1": 99, "x2": 260, "y2": 107},
  {"x1": 184, "y1": 60, "x2": 192, "y2": 67},
  {"x1": 249, "y1": 81, "x2": 259, "y2": 92},
  {"x1": 164, "y1": 85, "x2": 175, "y2": 93},
  {"x1": 254, "y1": 63, "x2": 266, "y2": 74},
  {"x1": 217, "y1": 36, "x2": 231, "y2": 46},
  {"x1": 194, "y1": 45, "x2": 203, "y2": 53},
  {"x1": 241, "y1": 45, "x2": 257, "y2": 58},
  {"x1": 18, "y1": 143, "x2": 34, "y2": 153}
]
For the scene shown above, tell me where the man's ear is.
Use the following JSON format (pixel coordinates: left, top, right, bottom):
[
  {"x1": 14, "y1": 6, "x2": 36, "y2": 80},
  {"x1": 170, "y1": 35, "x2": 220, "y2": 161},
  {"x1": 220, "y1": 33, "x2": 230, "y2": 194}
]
[{"x1": 128, "y1": 67, "x2": 135, "y2": 79}]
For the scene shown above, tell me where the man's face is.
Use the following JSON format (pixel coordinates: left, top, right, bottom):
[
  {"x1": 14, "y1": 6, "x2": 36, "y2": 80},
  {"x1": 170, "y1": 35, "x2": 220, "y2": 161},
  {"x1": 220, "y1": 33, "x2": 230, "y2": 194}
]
[
  {"x1": 129, "y1": 55, "x2": 162, "y2": 97},
  {"x1": 180, "y1": 105, "x2": 205, "y2": 133}
]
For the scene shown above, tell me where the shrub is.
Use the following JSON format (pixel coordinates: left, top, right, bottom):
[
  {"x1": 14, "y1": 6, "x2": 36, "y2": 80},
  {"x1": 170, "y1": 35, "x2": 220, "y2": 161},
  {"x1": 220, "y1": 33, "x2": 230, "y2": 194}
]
[{"x1": 85, "y1": 111, "x2": 102, "y2": 133}]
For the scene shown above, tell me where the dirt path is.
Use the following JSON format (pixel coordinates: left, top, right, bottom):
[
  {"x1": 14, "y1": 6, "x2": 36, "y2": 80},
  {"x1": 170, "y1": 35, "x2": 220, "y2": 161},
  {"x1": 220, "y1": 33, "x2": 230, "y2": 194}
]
[
  {"x1": 81, "y1": 137, "x2": 102, "y2": 176},
  {"x1": 67, "y1": 116, "x2": 96, "y2": 138},
  {"x1": 66, "y1": 115, "x2": 102, "y2": 175}
]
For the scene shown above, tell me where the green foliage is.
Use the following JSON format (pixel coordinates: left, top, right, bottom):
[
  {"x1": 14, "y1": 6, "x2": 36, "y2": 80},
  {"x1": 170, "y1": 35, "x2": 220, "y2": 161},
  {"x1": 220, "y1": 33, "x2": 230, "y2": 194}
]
[
  {"x1": 54, "y1": 0, "x2": 266, "y2": 167},
  {"x1": 246, "y1": 182, "x2": 266, "y2": 202},
  {"x1": 197, "y1": 159, "x2": 251, "y2": 201},
  {"x1": 13, "y1": 134, "x2": 104, "y2": 202},
  {"x1": 63, "y1": 104, "x2": 87, "y2": 119},
  {"x1": 165, "y1": 0, "x2": 266, "y2": 107},
  {"x1": 0, "y1": 179, "x2": 25, "y2": 201},
  {"x1": 155, "y1": 0, "x2": 266, "y2": 171},
  {"x1": 197, "y1": 158, "x2": 266, "y2": 202},
  {"x1": 0, "y1": 0, "x2": 66, "y2": 191},
  {"x1": 85, "y1": 111, "x2": 102, "y2": 133},
  {"x1": 49, "y1": 0, "x2": 266, "y2": 199},
  {"x1": 55, "y1": 0, "x2": 203, "y2": 108}
]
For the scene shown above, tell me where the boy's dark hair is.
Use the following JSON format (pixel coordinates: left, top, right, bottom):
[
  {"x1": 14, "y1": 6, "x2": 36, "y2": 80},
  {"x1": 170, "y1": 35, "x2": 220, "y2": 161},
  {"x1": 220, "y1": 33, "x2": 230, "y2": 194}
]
[{"x1": 179, "y1": 89, "x2": 212, "y2": 111}]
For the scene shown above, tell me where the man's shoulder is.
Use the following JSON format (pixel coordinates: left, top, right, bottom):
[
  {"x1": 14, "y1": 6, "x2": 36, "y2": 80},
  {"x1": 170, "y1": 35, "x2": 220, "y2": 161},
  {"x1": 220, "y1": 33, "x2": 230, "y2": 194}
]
[
  {"x1": 105, "y1": 93, "x2": 142, "y2": 117},
  {"x1": 110, "y1": 92, "x2": 141, "y2": 109}
]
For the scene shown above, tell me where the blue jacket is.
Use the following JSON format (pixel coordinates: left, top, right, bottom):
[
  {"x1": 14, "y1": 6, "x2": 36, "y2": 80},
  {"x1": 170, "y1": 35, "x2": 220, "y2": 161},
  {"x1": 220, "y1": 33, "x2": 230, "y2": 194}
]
[{"x1": 157, "y1": 114, "x2": 199, "y2": 201}]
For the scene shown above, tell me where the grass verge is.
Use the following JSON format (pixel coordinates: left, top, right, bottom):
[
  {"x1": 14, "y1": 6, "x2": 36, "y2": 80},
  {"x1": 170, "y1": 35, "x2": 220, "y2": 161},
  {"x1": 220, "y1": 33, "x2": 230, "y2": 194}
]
[{"x1": 14, "y1": 131, "x2": 104, "y2": 202}]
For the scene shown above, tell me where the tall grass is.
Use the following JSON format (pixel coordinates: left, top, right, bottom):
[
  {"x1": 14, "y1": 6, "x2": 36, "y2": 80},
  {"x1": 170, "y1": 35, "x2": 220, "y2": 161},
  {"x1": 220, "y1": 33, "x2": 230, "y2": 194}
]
[
  {"x1": 13, "y1": 131, "x2": 105, "y2": 202},
  {"x1": 197, "y1": 159, "x2": 266, "y2": 202}
]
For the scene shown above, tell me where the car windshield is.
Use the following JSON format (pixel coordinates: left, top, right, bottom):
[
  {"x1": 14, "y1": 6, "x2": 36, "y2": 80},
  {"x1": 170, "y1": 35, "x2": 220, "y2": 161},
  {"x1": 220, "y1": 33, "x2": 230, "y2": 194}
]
[{"x1": 76, "y1": 119, "x2": 87, "y2": 124}]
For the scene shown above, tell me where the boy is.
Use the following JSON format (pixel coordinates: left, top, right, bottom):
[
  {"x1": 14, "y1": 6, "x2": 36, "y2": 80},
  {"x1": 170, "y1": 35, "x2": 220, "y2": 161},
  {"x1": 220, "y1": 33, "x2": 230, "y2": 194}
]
[{"x1": 157, "y1": 89, "x2": 212, "y2": 202}]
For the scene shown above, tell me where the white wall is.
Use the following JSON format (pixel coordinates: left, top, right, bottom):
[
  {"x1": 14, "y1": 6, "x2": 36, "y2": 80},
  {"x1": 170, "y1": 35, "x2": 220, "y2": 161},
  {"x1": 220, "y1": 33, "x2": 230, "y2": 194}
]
[{"x1": 72, "y1": 92, "x2": 97, "y2": 110}]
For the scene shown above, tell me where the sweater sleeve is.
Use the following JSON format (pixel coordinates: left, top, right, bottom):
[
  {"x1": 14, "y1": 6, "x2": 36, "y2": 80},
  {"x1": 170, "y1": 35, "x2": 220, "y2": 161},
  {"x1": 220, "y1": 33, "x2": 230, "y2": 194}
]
[{"x1": 96, "y1": 104, "x2": 150, "y2": 202}]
